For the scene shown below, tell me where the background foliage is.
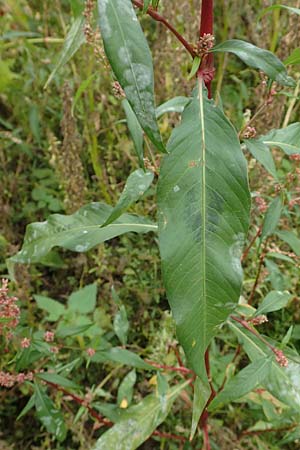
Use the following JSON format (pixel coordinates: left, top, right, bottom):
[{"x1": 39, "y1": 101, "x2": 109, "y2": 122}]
[{"x1": 1, "y1": 0, "x2": 300, "y2": 448}]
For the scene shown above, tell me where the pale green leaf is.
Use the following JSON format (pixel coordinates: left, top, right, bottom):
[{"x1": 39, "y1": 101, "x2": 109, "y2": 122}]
[
  {"x1": 98, "y1": 0, "x2": 165, "y2": 152},
  {"x1": 276, "y1": 229, "x2": 300, "y2": 256},
  {"x1": 113, "y1": 305, "x2": 129, "y2": 346},
  {"x1": 244, "y1": 140, "x2": 278, "y2": 179},
  {"x1": 72, "y1": 73, "x2": 97, "y2": 115},
  {"x1": 261, "y1": 197, "x2": 282, "y2": 241},
  {"x1": 259, "y1": 4, "x2": 300, "y2": 20},
  {"x1": 190, "y1": 377, "x2": 210, "y2": 440},
  {"x1": 68, "y1": 283, "x2": 97, "y2": 314},
  {"x1": 157, "y1": 81, "x2": 251, "y2": 377},
  {"x1": 156, "y1": 97, "x2": 190, "y2": 119},
  {"x1": 282, "y1": 325, "x2": 293, "y2": 347},
  {"x1": 34, "y1": 382, "x2": 67, "y2": 441},
  {"x1": 91, "y1": 347, "x2": 153, "y2": 370},
  {"x1": 255, "y1": 290, "x2": 292, "y2": 316},
  {"x1": 33, "y1": 295, "x2": 65, "y2": 322},
  {"x1": 188, "y1": 56, "x2": 201, "y2": 80},
  {"x1": 56, "y1": 323, "x2": 93, "y2": 338},
  {"x1": 122, "y1": 99, "x2": 144, "y2": 167},
  {"x1": 259, "y1": 123, "x2": 300, "y2": 155},
  {"x1": 284, "y1": 48, "x2": 300, "y2": 66},
  {"x1": 17, "y1": 394, "x2": 35, "y2": 420},
  {"x1": 143, "y1": 0, "x2": 151, "y2": 12},
  {"x1": 102, "y1": 169, "x2": 154, "y2": 227},
  {"x1": 36, "y1": 372, "x2": 81, "y2": 391},
  {"x1": 9, "y1": 203, "x2": 157, "y2": 265},
  {"x1": 44, "y1": 16, "x2": 85, "y2": 89},
  {"x1": 211, "y1": 40, "x2": 295, "y2": 87},
  {"x1": 92, "y1": 381, "x2": 190, "y2": 450},
  {"x1": 229, "y1": 321, "x2": 300, "y2": 410},
  {"x1": 209, "y1": 357, "x2": 272, "y2": 410}
]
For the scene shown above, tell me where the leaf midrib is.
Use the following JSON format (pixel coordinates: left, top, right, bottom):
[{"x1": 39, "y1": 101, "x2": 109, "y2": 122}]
[{"x1": 198, "y1": 79, "x2": 207, "y2": 346}]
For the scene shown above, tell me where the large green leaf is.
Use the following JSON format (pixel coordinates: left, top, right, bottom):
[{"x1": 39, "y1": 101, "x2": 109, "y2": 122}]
[
  {"x1": 44, "y1": 16, "x2": 85, "y2": 89},
  {"x1": 92, "y1": 381, "x2": 189, "y2": 450},
  {"x1": 258, "y1": 123, "x2": 300, "y2": 155},
  {"x1": 9, "y1": 203, "x2": 157, "y2": 265},
  {"x1": 229, "y1": 321, "x2": 300, "y2": 411},
  {"x1": 209, "y1": 357, "x2": 272, "y2": 410},
  {"x1": 211, "y1": 40, "x2": 295, "y2": 87},
  {"x1": 98, "y1": 0, "x2": 165, "y2": 152},
  {"x1": 102, "y1": 169, "x2": 154, "y2": 227},
  {"x1": 157, "y1": 82, "x2": 251, "y2": 377}
]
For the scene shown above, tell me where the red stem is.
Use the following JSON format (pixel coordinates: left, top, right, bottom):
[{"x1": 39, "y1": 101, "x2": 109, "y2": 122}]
[
  {"x1": 198, "y1": 0, "x2": 214, "y2": 98},
  {"x1": 199, "y1": 0, "x2": 214, "y2": 36},
  {"x1": 145, "y1": 360, "x2": 194, "y2": 375},
  {"x1": 132, "y1": 0, "x2": 196, "y2": 57}
]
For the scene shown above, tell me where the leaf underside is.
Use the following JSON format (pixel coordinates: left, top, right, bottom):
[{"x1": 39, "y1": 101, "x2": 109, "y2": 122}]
[
  {"x1": 157, "y1": 82, "x2": 251, "y2": 377},
  {"x1": 10, "y1": 203, "x2": 156, "y2": 265},
  {"x1": 97, "y1": 0, "x2": 164, "y2": 152}
]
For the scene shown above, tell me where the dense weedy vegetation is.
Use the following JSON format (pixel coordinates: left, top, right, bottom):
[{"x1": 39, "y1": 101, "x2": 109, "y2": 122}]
[{"x1": 1, "y1": 1, "x2": 300, "y2": 449}]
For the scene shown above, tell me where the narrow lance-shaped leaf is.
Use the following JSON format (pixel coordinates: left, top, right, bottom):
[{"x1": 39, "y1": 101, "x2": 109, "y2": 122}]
[
  {"x1": 156, "y1": 96, "x2": 190, "y2": 119},
  {"x1": 8, "y1": 203, "x2": 157, "y2": 267},
  {"x1": 243, "y1": 140, "x2": 278, "y2": 179},
  {"x1": 209, "y1": 357, "x2": 272, "y2": 410},
  {"x1": 259, "y1": 4, "x2": 300, "y2": 20},
  {"x1": 255, "y1": 290, "x2": 292, "y2": 316},
  {"x1": 211, "y1": 40, "x2": 295, "y2": 87},
  {"x1": 276, "y1": 229, "x2": 300, "y2": 256},
  {"x1": 102, "y1": 169, "x2": 154, "y2": 227},
  {"x1": 44, "y1": 16, "x2": 85, "y2": 89},
  {"x1": 157, "y1": 81, "x2": 251, "y2": 377},
  {"x1": 98, "y1": 0, "x2": 165, "y2": 152},
  {"x1": 92, "y1": 380, "x2": 190, "y2": 450},
  {"x1": 260, "y1": 197, "x2": 282, "y2": 241},
  {"x1": 284, "y1": 49, "x2": 300, "y2": 66},
  {"x1": 258, "y1": 123, "x2": 300, "y2": 155},
  {"x1": 229, "y1": 321, "x2": 300, "y2": 411}
]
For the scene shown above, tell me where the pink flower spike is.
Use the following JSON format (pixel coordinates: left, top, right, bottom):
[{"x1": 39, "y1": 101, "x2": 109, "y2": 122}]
[
  {"x1": 44, "y1": 331, "x2": 55, "y2": 342},
  {"x1": 21, "y1": 338, "x2": 31, "y2": 349},
  {"x1": 50, "y1": 346, "x2": 59, "y2": 354},
  {"x1": 86, "y1": 348, "x2": 95, "y2": 357}
]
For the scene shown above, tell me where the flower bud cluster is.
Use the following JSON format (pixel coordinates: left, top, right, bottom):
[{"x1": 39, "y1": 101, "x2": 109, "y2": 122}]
[{"x1": 0, "y1": 279, "x2": 20, "y2": 335}]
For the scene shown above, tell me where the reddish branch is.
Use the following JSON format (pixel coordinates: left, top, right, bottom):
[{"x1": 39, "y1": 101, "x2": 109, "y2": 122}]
[
  {"x1": 248, "y1": 244, "x2": 267, "y2": 305},
  {"x1": 145, "y1": 360, "x2": 194, "y2": 375},
  {"x1": 42, "y1": 378, "x2": 187, "y2": 442},
  {"x1": 241, "y1": 226, "x2": 262, "y2": 262},
  {"x1": 132, "y1": 0, "x2": 196, "y2": 57}
]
